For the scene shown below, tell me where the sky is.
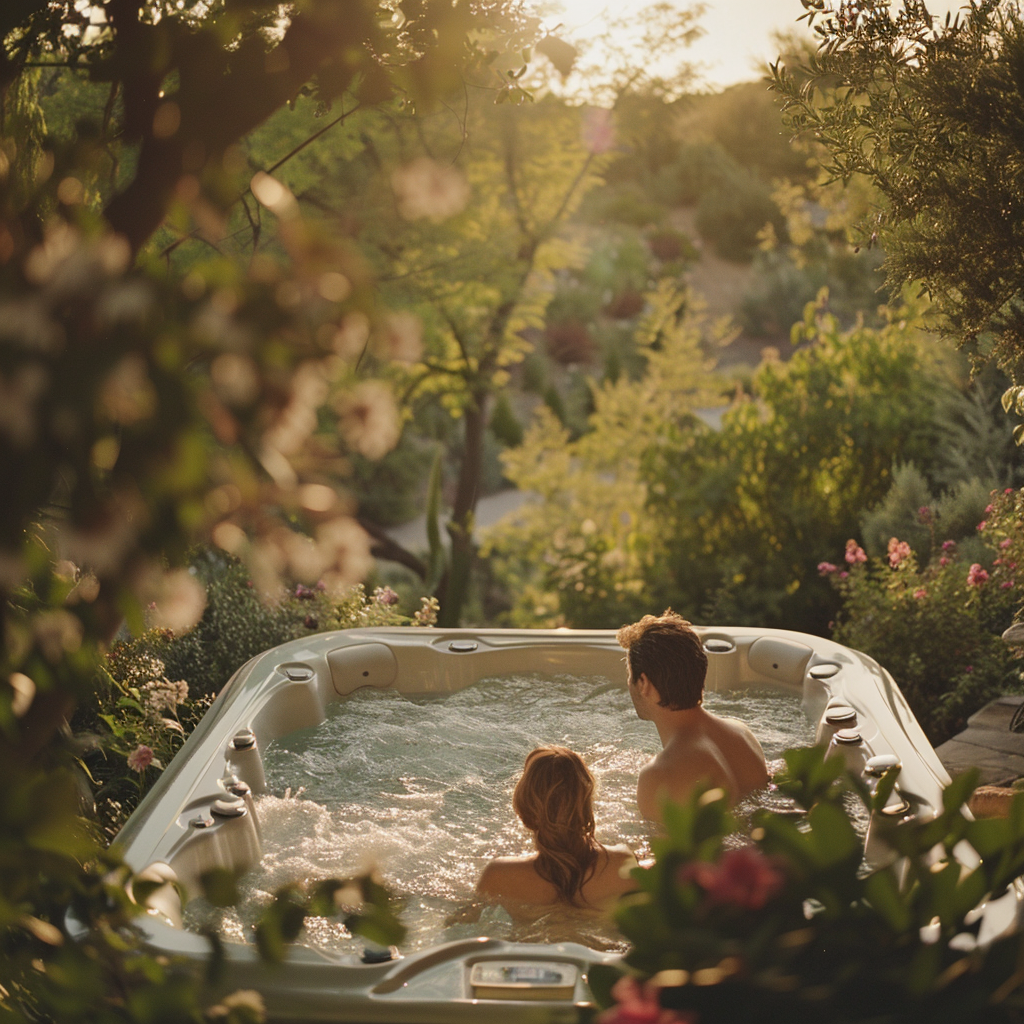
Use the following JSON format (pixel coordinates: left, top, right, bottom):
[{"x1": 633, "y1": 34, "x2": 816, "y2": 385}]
[{"x1": 550, "y1": 0, "x2": 968, "y2": 89}]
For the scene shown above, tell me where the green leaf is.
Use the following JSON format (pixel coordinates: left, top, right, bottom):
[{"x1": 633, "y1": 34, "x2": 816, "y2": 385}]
[
  {"x1": 807, "y1": 799, "x2": 861, "y2": 866},
  {"x1": 200, "y1": 867, "x2": 241, "y2": 908},
  {"x1": 943, "y1": 770, "x2": 980, "y2": 814},
  {"x1": 905, "y1": 941, "x2": 942, "y2": 996},
  {"x1": 864, "y1": 867, "x2": 912, "y2": 933},
  {"x1": 255, "y1": 890, "x2": 307, "y2": 963},
  {"x1": 871, "y1": 766, "x2": 900, "y2": 811},
  {"x1": 587, "y1": 963, "x2": 626, "y2": 1010}
]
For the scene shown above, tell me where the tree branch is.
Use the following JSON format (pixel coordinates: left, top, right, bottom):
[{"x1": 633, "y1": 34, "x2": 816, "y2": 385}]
[{"x1": 358, "y1": 518, "x2": 427, "y2": 579}]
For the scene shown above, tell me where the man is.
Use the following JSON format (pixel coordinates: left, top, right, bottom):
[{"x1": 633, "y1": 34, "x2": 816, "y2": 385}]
[{"x1": 617, "y1": 611, "x2": 769, "y2": 822}]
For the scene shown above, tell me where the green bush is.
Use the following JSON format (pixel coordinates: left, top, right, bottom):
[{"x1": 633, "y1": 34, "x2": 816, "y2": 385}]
[
  {"x1": 695, "y1": 165, "x2": 787, "y2": 262},
  {"x1": 739, "y1": 249, "x2": 825, "y2": 336},
  {"x1": 860, "y1": 465, "x2": 994, "y2": 565},
  {"x1": 826, "y1": 489, "x2": 1024, "y2": 745},
  {"x1": 590, "y1": 184, "x2": 666, "y2": 228},
  {"x1": 641, "y1": 301, "x2": 941, "y2": 635},
  {"x1": 595, "y1": 752, "x2": 1024, "y2": 1024},
  {"x1": 653, "y1": 141, "x2": 738, "y2": 207}
]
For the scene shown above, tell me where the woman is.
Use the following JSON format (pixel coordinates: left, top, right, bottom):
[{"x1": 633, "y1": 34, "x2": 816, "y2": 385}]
[{"x1": 475, "y1": 746, "x2": 638, "y2": 912}]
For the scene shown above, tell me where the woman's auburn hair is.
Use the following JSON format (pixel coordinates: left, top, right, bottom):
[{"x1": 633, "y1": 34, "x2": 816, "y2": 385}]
[{"x1": 512, "y1": 745, "x2": 603, "y2": 906}]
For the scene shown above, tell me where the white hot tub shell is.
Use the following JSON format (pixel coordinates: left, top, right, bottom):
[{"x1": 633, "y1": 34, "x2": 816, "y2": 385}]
[{"x1": 97, "y1": 625, "x2": 1024, "y2": 1023}]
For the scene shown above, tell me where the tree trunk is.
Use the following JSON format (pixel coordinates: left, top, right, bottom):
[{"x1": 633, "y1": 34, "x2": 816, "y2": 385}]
[{"x1": 436, "y1": 391, "x2": 489, "y2": 626}]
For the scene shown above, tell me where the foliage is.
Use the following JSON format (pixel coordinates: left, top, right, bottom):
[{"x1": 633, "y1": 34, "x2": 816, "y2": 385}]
[
  {"x1": 694, "y1": 162, "x2": 786, "y2": 262},
  {"x1": 739, "y1": 241, "x2": 886, "y2": 337},
  {"x1": 488, "y1": 292, "x2": 949, "y2": 633},
  {"x1": 639, "y1": 295, "x2": 948, "y2": 634},
  {"x1": 674, "y1": 80, "x2": 815, "y2": 185},
  {"x1": 824, "y1": 488, "x2": 1024, "y2": 745},
  {"x1": 0, "y1": 0, "x2": 532, "y2": 1018},
  {"x1": 483, "y1": 283, "x2": 724, "y2": 627},
  {"x1": 77, "y1": 552, "x2": 425, "y2": 835},
  {"x1": 594, "y1": 750, "x2": 1024, "y2": 1024},
  {"x1": 773, "y1": 0, "x2": 1024, "y2": 386},
  {"x1": 857, "y1": 366, "x2": 1024, "y2": 561},
  {"x1": 858, "y1": 464, "x2": 989, "y2": 566}
]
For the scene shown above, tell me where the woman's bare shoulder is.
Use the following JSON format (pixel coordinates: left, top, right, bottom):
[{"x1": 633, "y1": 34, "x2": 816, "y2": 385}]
[{"x1": 476, "y1": 856, "x2": 538, "y2": 898}]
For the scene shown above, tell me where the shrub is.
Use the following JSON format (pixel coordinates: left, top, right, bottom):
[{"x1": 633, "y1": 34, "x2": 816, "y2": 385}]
[
  {"x1": 825, "y1": 489, "x2": 1024, "y2": 744},
  {"x1": 590, "y1": 184, "x2": 665, "y2": 227},
  {"x1": 545, "y1": 319, "x2": 597, "y2": 364},
  {"x1": 604, "y1": 288, "x2": 647, "y2": 320},
  {"x1": 739, "y1": 248, "x2": 826, "y2": 337},
  {"x1": 594, "y1": 752, "x2": 1024, "y2": 1024},
  {"x1": 646, "y1": 227, "x2": 698, "y2": 264},
  {"x1": 860, "y1": 465, "x2": 994, "y2": 565},
  {"x1": 80, "y1": 553, "x2": 433, "y2": 832},
  {"x1": 654, "y1": 141, "x2": 738, "y2": 207},
  {"x1": 642, "y1": 301, "x2": 941, "y2": 635},
  {"x1": 695, "y1": 167, "x2": 787, "y2": 262}
]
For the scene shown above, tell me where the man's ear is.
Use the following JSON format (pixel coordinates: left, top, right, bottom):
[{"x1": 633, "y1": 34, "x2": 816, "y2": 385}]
[{"x1": 636, "y1": 672, "x2": 655, "y2": 699}]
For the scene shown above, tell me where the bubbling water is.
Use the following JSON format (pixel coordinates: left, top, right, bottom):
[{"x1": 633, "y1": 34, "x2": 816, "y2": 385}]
[{"x1": 185, "y1": 676, "x2": 815, "y2": 954}]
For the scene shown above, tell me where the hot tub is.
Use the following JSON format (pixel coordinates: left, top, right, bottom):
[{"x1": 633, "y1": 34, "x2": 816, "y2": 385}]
[{"x1": 100, "y1": 626, "x2": 1022, "y2": 1022}]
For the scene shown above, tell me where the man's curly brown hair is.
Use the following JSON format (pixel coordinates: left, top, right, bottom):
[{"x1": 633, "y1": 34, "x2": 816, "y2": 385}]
[{"x1": 616, "y1": 610, "x2": 707, "y2": 710}]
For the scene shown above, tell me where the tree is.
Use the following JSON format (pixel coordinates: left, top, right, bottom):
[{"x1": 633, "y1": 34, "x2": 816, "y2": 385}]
[
  {"x1": 488, "y1": 290, "x2": 948, "y2": 634},
  {"x1": 381, "y1": 97, "x2": 612, "y2": 625},
  {"x1": 0, "y1": 0, "x2": 535, "y2": 1016},
  {"x1": 484, "y1": 283, "x2": 725, "y2": 627},
  {"x1": 772, "y1": 0, "x2": 1024, "y2": 392}
]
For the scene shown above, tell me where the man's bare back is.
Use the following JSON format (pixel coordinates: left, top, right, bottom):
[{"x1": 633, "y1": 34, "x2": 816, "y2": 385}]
[
  {"x1": 617, "y1": 611, "x2": 770, "y2": 825},
  {"x1": 636, "y1": 707, "x2": 768, "y2": 821}
]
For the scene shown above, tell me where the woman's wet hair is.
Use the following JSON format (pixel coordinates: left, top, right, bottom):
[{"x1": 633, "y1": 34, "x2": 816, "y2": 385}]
[
  {"x1": 617, "y1": 609, "x2": 707, "y2": 710},
  {"x1": 512, "y1": 746, "x2": 602, "y2": 906}
]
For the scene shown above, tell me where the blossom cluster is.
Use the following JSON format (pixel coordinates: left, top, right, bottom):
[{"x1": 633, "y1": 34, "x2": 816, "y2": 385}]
[
  {"x1": 140, "y1": 677, "x2": 189, "y2": 715},
  {"x1": 678, "y1": 846, "x2": 785, "y2": 911}
]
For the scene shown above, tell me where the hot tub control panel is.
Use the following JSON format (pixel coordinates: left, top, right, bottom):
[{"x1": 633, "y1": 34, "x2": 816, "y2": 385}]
[{"x1": 469, "y1": 960, "x2": 578, "y2": 1000}]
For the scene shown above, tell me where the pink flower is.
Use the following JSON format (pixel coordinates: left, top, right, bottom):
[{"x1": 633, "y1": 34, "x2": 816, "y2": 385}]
[
  {"x1": 967, "y1": 563, "x2": 989, "y2": 586},
  {"x1": 887, "y1": 537, "x2": 911, "y2": 568},
  {"x1": 978, "y1": 521, "x2": 988, "y2": 532},
  {"x1": 1007, "y1": 488, "x2": 1015, "y2": 495},
  {"x1": 913, "y1": 588, "x2": 927, "y2": 599},
  {"x1": 374, "y1": 586, "x2": 399, "y2": 606},
  {"x1": 845, "y1": 539, "x2": 867, "y2": 564},
  {"x1": 818, "y1": 562, "x2": 838, "y2": 576},
  {"x1": 1003, "y1": 581, "x2": 1015, "y2": 590},
  {"x1": 939, "y1": 557, "x2": 950, "y2": 567},
  {"x1": 680, "y1": 847, "x2": 785, "y2": 911},
  {"x1": 918, "y1": 506, "x2": 933, "y2": 523},
  {"x1": 1001, "y1": 539, "x2": 1013, "y2": 550},
  {"x1": 965, "y1": 665, "x2": 974, "y2": 673},
  {"x1": 127, "y1": 744, "x2": 154, "y2": 772},
  {"x1": 598, "y1": 977, "x2": 695, "y2": 1024},
  {"x1": 839, "y1": 571, "x2": 849, "y2": 580},
  {"x1": 942, "y1": 540, "x2": 956, "y2": 552},
  {"x1": 986, "y1": 504, "x2": 995, "y2": 514}
]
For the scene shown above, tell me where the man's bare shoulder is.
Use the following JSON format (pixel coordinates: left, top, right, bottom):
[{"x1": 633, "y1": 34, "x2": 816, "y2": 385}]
[
  {"x1": 716, "y1": 714, "x2": 761, "y2": 737},
  {"x1": 637, "y1": 749, "x2": 724, "y2": 820}
]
